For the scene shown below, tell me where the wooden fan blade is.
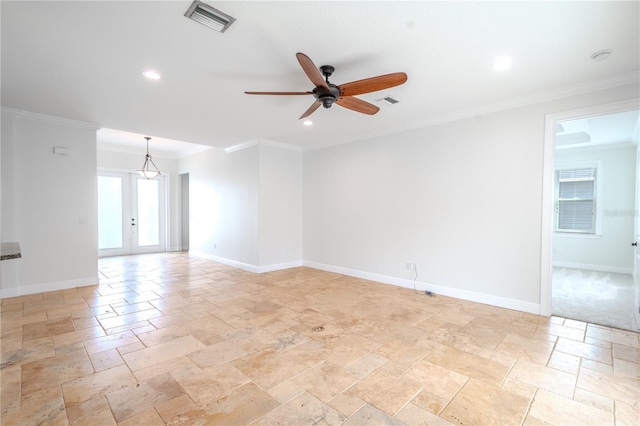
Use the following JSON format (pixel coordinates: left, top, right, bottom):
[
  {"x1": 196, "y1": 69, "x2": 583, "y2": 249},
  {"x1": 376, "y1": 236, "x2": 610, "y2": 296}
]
[
  {"x1": 299, "y1": 101, "x2": 321, "y2": 119},
  {"x1": 245, "y1": 91, "x2": 312, "y2": 95},
  {"x1": 296, "y1": 52, "x2": 329, "y2": 90},
  {"x1": 339, "y1": 72, "x2": 407, "y2": 96},
  {"x1": 336, "y1": 96, "x2": 379, "y2": 115}
]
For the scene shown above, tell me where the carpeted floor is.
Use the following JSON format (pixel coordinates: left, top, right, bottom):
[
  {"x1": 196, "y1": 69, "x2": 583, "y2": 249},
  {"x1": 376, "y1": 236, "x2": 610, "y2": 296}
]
[{"x1": 552, "y1": 267, "x2": 638, "y2": 331}]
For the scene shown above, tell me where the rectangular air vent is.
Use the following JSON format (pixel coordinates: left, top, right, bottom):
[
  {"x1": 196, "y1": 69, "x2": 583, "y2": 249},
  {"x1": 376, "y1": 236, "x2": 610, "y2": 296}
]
[
  {"x1": 378, "y1": 96, "x2": 399, "y2": 105},
  {"x1": 185, "y1": 0, "x2": 236, "y2": 33}
]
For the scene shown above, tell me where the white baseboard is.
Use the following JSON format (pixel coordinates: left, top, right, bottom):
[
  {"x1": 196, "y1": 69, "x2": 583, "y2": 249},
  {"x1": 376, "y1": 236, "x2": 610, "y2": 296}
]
[
  {"x1": 0, "y1": 276, "x2": 99, "y2": 299},
  {"x1": 188, "y1": 251, "x2": 301, "y2": 274},
  {"x1": 553, "y1": 261, "x2": 633, "y2": 275},
  {"x1": 303, "y1": 261, "x2": 541, "y2": 315}
]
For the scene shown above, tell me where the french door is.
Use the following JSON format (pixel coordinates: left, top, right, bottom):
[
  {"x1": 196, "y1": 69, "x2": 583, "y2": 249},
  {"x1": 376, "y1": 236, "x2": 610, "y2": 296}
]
[{"x1": 98, "y1": 171, "x2": 166, "y2": 257}]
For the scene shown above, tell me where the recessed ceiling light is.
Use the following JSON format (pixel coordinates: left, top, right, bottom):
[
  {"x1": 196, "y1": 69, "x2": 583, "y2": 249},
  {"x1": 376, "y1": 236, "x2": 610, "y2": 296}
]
[
  {"x1": 142, "y1": 70, "x2": 161, "y2": 80},
  {"x1": 591, "y1": 49, "x2": 612, "y2": 61},
  {"x1": 492, "y1": 56, "x2": 512, "y2": 71},
  {"x1": 303, "y1": 120, "x2": 313, "y2": 126}
]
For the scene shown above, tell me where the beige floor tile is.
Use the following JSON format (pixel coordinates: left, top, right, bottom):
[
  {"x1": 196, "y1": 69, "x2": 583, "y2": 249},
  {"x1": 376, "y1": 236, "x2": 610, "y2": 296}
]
[
  {"x1": 21, "y1": 342, "x2": 93, "y2": 396},
  {"x1": 22, "y1": 316, "x2": 76, "y2": 341},
  {"x1": 555, "y1": 337, "x2": 612, "y2": 364},
  {"x1": 83, "y1": 331, "x2": 141, "y2": 355},
  {"x1": 495, "y1": 333, "x2": 556, "y2": 365},
  {"x1": 155, "y1": 394, "x2": 203, "y2": 424},
  {"x1": 528, "y1": 388, "x2": 612, "y2": 425},
  {"x1": 267, "y1": 380, "x2": 306, "y2": 404},
  {"x1": 253, "y1": 392, "x2": 346, "y2": 425},
  {"x1": 614, "y1": 399, "x2": 640, "y2": 426},
  {"x1": 170, "y1": 362, "x2": 250, "y2": 405},
  {"x1": 345, "y1": 352, "x2": 388, "y2": 378},
  {"x1": 106, "y1": 372, "x2": 185, "y2": 422},
  {"x1": 348, "y1": 369, "x2": 422, "y2": 416},
  {"x1": 405, "y1": 360, "x2": 469, "y2": 415},
  {"x1": 232, "y1": 347, "x2": 320, "y2": 389},
  {"x1": 0, "y1": 385, "x2": 68, "y2": 426},
  {"x1": 426, "y1": 345, "x2": 510, "y2": 387},
  {"x1": 66, "y1": 396, "x2": 117, "y2": 425},
  {"x1": 327, "y1": 392, "x2": 367, "y2": 417},
  {"x1": 342, "y1": 404, "x2": 406, "y2": 426},
  {"x1": 201, "y1": 382, "x2": 280, "y2": 424},
  {"x1": 572, "y1": 387, "x2": 613, "y2": 413},
  {"x1": 396, "y1": 403, "x2": 454, "y2": 425},
  {"x1": 374, "y1": 338, "x2": 431, "y2": 367},
  {"x1": 52, "y1": 325, "x2": 106, "y2": 348},
  {"x1": 441, "y1": 378, "x2": 530, "y2": 426},
  {"x1": 547, "y1": 350, "x2": 581, "y2": 374},
  {"x1": 188, "y1": 339, "x2": 247, "y2": 368},
  {"x1": 292, "y1": 361, "x2": 360, "y2": 402},
  {"x1": 613, "y1": 343, "x2": 640, "y2": 364},
  {"x1": 507, "y1": 359, "x2": 576, "y2": 398},
  {"x1": 577, "y1": 365, "x2": 640, "y2": 406},
  {"x1": 586, "y1": 325, "x2": 640, "y2": 348},
  {"x1": 122, "y1": 334, "x2": 206, "y2": 371},
  {"x1": 1, "y1": 336, "x2": 54, "y2": 370},
  {"x1": 535, "y1": 322, "x2": 585, "y2": 341},
  {"x1": 117, "y1": 408, "x2": 166, "y2": 426},
  {"x1": 62, "y1": 364, "x2": 137, "y2": 403},
  {"x1": 614, "y1": 358, "x2": 640, "y2": 378},
  {"x1": 0, "y1": 365, "x2": 21, "y2": 414}
]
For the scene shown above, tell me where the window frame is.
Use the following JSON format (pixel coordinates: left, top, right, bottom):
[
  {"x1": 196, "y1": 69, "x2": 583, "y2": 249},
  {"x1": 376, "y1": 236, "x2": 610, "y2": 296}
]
[{"x1": 553, "y1": 160, "x2": 603, "y2": 237}]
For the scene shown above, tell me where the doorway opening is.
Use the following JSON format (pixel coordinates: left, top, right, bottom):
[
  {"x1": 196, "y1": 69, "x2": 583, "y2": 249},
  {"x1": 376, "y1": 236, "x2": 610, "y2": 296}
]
[
  {"x1": 180, "y1": 173, "x2": 190, "y2": 251},
  {"x1": 541, "y1": 99, "x2": 640, "y2": 331},
  {"x1": 98, "y1": 171, "x2": 166, "y2": 257}
]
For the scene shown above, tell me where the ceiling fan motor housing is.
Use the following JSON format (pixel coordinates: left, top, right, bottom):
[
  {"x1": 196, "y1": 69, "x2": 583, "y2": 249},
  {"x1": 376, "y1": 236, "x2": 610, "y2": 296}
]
[{"x1": 313, "y1": 84, "x2": 341, "y2": 108}]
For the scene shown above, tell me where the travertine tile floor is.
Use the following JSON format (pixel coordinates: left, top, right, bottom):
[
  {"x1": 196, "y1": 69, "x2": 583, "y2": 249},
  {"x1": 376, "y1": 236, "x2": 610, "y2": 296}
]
[{"x1": 1, "y1": 253, "x2": 639, "y2": 425}]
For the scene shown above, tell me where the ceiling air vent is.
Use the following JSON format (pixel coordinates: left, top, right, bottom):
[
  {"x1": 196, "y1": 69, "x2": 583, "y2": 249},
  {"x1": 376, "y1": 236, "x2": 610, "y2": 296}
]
[
  {"x1": 185, "y1": 0, "x2": 236, "y2": 33},
  {"x1": 379, "y1": 96, "x2": 399, "y2": 105}
]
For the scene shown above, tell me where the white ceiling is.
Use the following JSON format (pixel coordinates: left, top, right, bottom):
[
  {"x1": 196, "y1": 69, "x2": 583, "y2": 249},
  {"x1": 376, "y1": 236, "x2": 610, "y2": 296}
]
[{"x1": 2, "y1": 1, "x2": 639, "y2": 152}]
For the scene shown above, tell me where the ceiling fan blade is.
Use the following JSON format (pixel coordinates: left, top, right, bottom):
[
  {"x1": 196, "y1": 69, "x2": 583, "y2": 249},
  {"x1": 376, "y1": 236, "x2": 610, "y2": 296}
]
[
  {"x1": 299, "y1": 101, "x2": 321, "y2": 120},
  {"x1": 339, "y1": 72, "x2": 408, "y2": 96},
  {"x1": 336, "y1": 96, "x2": 379, "y2": 115},
  {"x1": 245, "y1": 91, "x2": 312, "y2": 95},
  {"x1": 296, "y1": 52, "x2": 329, "y2": 90}
]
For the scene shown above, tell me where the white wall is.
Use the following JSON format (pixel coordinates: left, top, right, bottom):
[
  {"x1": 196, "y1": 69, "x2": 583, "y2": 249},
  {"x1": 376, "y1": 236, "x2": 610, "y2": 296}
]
[
  {"x1": 1, "y1": 109, "x2": 99, "y2": 297},
  {"x1": 179, "y1": 145, "x2": 261, "y2": 266},
  {"x1": 303, "y1": 83, "x2": 640, "y2": 313},
  {"x1": 178, "y1": 142, "x2": 302, "y2": 272},
  {"x1": 553, "y1": 145, "x2": 636, "y2": 272},
  {"x1": 97, "y1": 148, "x2": 181, "y2": 251},
  {"x1": 258, "y1": 145, "x2": 302, "y2": 268}
]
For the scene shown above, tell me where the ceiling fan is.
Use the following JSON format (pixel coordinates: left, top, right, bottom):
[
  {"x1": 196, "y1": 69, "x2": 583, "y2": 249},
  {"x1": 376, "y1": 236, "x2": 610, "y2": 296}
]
[{"x1": 245, "y1": 52, "x2": 408, "y2": 119}]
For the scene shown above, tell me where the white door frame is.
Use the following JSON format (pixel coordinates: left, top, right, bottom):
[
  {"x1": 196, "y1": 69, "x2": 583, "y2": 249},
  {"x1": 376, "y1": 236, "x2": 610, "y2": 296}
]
[{"x1": 540, "y1": 98, "x2": 640, "y2": 317}]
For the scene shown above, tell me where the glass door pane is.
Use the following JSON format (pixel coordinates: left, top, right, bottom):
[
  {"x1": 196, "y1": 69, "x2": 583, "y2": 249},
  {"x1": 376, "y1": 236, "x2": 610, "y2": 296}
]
[
  {"x1": 98, "y1": 172, "x2": 132, "y2": 257},
  {"x1": 136, "y1": 178, "x2": 160, "y2": 247}
]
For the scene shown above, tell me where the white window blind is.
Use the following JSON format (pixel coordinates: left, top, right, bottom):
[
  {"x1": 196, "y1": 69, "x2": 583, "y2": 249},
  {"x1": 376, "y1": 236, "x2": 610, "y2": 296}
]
[{"x1": 555, "y1": 168, "x2": 596, "y2": 233}]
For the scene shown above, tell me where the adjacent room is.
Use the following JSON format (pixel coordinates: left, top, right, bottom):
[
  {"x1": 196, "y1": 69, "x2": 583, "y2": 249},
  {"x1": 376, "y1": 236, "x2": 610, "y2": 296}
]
[{"x1": 1, "y1": 1, "x2": 639, "y2": 425}]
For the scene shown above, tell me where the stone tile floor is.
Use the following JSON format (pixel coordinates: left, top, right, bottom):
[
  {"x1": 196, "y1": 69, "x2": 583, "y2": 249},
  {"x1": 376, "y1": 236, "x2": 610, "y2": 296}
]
[{"x1": 1, "y1": 252, "x2": 638, "y2": 425}]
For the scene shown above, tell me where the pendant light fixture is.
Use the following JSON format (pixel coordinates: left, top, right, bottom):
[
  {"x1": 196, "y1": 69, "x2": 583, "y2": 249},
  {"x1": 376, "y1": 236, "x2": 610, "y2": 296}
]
[{"x1": 138, "y1": 137, "x2": 160, "y2": 179}]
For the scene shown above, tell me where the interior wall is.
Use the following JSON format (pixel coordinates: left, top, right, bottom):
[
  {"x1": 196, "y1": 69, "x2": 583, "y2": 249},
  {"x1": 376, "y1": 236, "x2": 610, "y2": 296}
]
[
  {"x1": 303, "y1": 83, "x2": 639, "y2": 312},
  {"x1": 1, "y1": 110, "x2": 99, "y2": 296},
  {"x1": 179, "y1": 146, "x2": 260, "y2": 266},
  {"x1": 258, "y1": 144, "x2": 302, "y2": 267},
  {"x1": 97, "y1": 149, "x2": 181, "y2": 251},
  {"x1": 553, "y1": 144, "x2": 636, "y2": 272}
]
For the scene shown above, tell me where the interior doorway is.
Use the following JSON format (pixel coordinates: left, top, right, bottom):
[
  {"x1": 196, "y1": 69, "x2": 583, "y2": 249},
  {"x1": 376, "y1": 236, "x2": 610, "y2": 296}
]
[
  {"x1": 541, "y1": 99, "x2": 640, "y2": 331},
  {"x1": 180, "y1": 173, "x2": 190, "y2": 251},
  {"x1": 98, "y1": 171, "x2": 166, "y2": 257}
]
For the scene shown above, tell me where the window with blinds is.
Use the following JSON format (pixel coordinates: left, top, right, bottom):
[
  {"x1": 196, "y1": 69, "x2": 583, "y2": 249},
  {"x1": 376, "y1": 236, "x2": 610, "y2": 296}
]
[{"x1": 555, "y1": 167, "x2": 597, "y2": 233}]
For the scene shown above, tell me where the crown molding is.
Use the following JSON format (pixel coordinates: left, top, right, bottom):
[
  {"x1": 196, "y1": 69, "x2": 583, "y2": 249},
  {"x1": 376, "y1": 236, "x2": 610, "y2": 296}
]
[
  {"x1": 305, "y1": 71, "x2": 640, "y2": 152},
  {"x1": 224, "y1": 138, "x2": 302, "y2": 153},
  {"x1": 1, "y1": 107, "x2": 101, "y2": 131}
]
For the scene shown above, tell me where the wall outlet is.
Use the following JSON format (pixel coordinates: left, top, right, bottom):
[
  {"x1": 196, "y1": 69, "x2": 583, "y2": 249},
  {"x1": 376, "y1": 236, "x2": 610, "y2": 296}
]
[{"x1": 405, "y1": 262, "x2": 417, "y2": 271}]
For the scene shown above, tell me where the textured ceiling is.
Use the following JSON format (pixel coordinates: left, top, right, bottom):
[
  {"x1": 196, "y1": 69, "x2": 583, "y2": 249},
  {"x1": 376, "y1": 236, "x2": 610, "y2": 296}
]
[{"x1": 2, "y1": 1, "x2": 639, "y2": 152}]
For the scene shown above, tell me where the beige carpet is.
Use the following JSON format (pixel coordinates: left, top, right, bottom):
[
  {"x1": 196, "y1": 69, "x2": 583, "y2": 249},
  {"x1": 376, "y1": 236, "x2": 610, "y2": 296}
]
[{"x1": 552, "y1": 267, "x2": 638, "y2": 331}]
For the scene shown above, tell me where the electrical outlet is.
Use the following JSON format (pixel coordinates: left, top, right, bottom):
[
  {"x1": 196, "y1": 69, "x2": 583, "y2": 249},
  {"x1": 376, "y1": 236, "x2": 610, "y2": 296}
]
[{"x1": 405, "y1": 262, "x2": 417, "y2": 271}]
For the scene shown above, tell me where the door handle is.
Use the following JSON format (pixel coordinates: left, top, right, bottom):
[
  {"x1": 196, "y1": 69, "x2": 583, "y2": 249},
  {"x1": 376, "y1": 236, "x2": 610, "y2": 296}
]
[{"x1": 632, "y1": 242, "x2": 637, "y2": 247}]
